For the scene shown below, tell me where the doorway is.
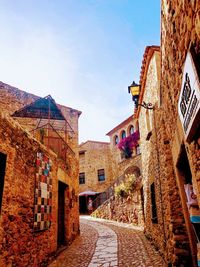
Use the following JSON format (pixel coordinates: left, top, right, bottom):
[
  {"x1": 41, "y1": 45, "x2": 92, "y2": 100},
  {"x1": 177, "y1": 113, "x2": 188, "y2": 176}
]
[
  {"x1": 57, "y1": 181, "x2": 67, "y2": 247},
  {"x1": 0, "y1": 152, "x2": 7, "y2": 213},
  {"x1": 79, "y1": 196, "x2": 87, "y2": 214},
  {"x1": 177, "y1": 145, "x2": 199, "y2": 266}
]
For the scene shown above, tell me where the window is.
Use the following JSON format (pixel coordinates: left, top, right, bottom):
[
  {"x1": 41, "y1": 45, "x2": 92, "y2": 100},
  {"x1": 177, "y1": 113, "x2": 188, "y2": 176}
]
[
  {"x1": 114, "y1": 135, "x2": 119, "y2": 145},
  {"x1": 146, "y1": 110, "x2": 152, "y2": 140},
  {"x1": 136, "y1": 145, "x2": 140, "y2": 155},
  {"x1": 0, "y1": 152, "x2": 7, "y2": 213},
  {"x1": 129, "y1": 125, "x2": 134, "y2": 135},
  {"x1": 150, "y1": 182, "x2": 158, "y2": 223},
  {"x1": 121, "y1": 130, "x2": 126, "y2": 139},
  {"x1": 79, "y1": 151, "x2": 85, "y2": 156},
  {"x1": 79, "y1": 172, "x2": 85, "y2": 184},
  {"x1": 98, "y1": 169, "x2": 105, "y2": 181},
  {"x1": 79, "y1": 151, "x2": 85, "y2": 164}
]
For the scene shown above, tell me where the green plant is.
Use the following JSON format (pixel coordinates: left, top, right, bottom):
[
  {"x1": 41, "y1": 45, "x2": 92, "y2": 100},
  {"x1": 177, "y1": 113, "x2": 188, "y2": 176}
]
[
  {"x1": 124, "y1": 174, "x2": 137, "y2": 192},
  {"x1": 114, "y1": 182, "x2": 127, "y2": 198},
  {"x1": 114, "y1": 174, "x2": 137, "y2": 198}
]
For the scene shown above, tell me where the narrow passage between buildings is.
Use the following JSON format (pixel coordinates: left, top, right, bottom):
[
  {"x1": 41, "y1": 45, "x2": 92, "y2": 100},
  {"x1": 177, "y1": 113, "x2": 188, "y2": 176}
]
[{"x1": 49, "y1": 216, "x2": 165, "y2": 267}]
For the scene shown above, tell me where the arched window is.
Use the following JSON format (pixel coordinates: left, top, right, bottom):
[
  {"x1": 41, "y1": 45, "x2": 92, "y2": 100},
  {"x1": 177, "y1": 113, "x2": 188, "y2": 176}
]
[
  {"x1": 114, "y1": 135, "x2": 119, "y2": 145},
  {"x1": 121, "y1": 130, "x2": 126, "y2": 139},
  {"x1": 129, "y1": 125, "x2": 134, "y2": 135}
]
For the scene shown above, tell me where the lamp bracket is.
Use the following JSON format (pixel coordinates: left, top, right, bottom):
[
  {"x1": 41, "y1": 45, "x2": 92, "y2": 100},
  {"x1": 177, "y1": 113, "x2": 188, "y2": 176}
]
[{"x1": 138, "y1": 101, "x2": 154, "y2": 110}]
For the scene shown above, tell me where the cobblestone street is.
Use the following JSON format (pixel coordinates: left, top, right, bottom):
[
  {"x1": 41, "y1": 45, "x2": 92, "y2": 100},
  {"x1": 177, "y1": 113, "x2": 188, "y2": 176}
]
[{"x1": 49, "y1": 216, "x2": 165, "y2": 267}]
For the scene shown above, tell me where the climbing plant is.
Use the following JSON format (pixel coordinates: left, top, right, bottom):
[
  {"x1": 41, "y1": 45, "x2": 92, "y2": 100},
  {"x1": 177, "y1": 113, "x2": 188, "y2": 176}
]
[{"x1": 117, "y1": 131, "x2": 140, "y2": 158}]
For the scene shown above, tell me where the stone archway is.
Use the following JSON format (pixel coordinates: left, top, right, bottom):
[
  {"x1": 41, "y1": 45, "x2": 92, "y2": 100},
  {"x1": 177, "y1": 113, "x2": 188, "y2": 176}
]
[
  {"x1": 123, "y1": 165, "x2": 144, "y2": 226},
  {"x1": 124, "y1": 165, "x2": 141, "y2": 178}
]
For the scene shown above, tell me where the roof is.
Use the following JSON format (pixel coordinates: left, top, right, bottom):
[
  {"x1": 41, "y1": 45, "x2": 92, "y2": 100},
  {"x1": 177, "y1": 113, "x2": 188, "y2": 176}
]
[
  {"x1": 106, "y1": 115, "x2": 134, "y2": 136},
  {"x1": 12, "y1": 95, "x2": 66, "y2": 120},
  {"x1": 79, "y1": 140, "x2": 110, "y2": 147},
  {"x1": 58, "y1": 103, "x2": 82, "y2": 117},
  {"x1": 0, "y1": 81, "x2": 82, "y2": 118},
  {"x1": 135, "y1": 45, "x2": 160, "y2": 118}
]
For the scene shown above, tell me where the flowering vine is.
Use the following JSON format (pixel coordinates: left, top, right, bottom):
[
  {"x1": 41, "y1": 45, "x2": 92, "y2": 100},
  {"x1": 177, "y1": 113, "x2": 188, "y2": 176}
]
[{"x1": 117, "y1": 131, "x2": 140, "y2": 158}]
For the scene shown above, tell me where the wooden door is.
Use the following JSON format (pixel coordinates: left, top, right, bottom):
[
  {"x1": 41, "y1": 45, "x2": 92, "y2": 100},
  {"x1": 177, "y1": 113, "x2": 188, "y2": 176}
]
[{"x1": 57, "y1": 181, "x2": 66, "y2": 246}]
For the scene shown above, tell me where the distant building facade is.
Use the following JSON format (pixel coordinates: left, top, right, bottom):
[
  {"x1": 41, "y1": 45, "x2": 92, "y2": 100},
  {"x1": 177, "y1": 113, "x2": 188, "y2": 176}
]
[
  {"x1": 0, "y1": 82, "x2": 81, "y2": 266},
  {"x1": 78, "y1": 141, "x2": 113, "y2": 213},
  {"x1": 79, "y1": 141, "x2": 113, "y2": 193},
  {"x1": 79, "y1": 116, "x2": 143, "y2": 225}
]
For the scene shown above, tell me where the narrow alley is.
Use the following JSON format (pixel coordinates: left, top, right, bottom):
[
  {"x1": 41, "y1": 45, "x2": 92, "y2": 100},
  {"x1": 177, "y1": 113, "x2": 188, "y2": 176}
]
[
  {"x1": 49, "y1": 216, "x2": 165, "y2": 267},
  {"x1": 0, "y1": 1, "x2": 200, "y2": 267}
]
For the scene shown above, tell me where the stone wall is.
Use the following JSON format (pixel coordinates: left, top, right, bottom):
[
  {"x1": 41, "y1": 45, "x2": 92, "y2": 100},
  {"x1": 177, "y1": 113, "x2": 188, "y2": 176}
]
[
  {"x1": 155, "y1": 111, "x2": 191, "y2": 265},
  {"x1": 0, "y1": 81, "x2": 39, "y2": 115},
  {"x1": 0, "y1": 82, "x2": 80, "y2": 266},
  {"x1": 161, "y1": 0, "x2": 200, "y2": 266},
  {"x1": 92, "y1": 153, "x2": 143, "y2": 225},
  {"x1": 135, "y1": 1, "x2": 200, "y2": 265},
  {"x1": 93, "y1": 191, "x2": 144, "y2": 228},
  {"x1": 137, "y1": 49, "x2": 170, "y2": 258},
  {"x1": 0, "y1": 113, "x2": 57, "y2": 266},
  {"x1": 137, "y1": 46, "x2": 192, "y2": 266}
]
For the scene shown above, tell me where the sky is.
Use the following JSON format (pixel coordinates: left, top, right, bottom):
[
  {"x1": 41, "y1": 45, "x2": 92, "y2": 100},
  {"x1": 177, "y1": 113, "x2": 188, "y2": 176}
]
[{"x1": 0, "y1": 0, "x2": 160, "y2": 143}]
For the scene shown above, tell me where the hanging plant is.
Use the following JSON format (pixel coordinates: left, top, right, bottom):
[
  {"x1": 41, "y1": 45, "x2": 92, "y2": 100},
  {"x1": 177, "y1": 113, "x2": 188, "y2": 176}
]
[{"x1": 117, "y1": 131, "x2": 140, "y2": 158}]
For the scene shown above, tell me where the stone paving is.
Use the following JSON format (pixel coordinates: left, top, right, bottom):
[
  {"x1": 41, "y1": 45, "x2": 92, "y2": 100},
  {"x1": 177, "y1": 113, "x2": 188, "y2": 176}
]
[
  {"x1": 48, "y1": 216, "x2": 166, "y2": 267},
  {"x1": 48, "y1": 220, "x2": 98, "y2": 267},
  {"x1": 87, "y1": 220, "x2": 117, "y2": 267}
]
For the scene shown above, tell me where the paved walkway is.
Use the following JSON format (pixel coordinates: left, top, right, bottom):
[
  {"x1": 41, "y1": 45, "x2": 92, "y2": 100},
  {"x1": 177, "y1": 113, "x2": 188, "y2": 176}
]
[
  {"x1": 87, "y1": 220, "x2": 117, "y2": 267},
  {"x1": 49, "y1": 216, "x2": 166, "y2": 267}
]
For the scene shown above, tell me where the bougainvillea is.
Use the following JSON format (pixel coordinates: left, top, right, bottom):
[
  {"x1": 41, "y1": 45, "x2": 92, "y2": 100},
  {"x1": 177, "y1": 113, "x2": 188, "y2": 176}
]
[{"x1": 117, "y1": 131, "x2": 140, "y2": 158}]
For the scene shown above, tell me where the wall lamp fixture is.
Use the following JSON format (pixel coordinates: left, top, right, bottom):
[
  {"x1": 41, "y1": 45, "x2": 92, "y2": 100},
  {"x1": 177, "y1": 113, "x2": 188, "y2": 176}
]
[{"x1": 128, "y1": 81, "x2": 154, "y2": 110}]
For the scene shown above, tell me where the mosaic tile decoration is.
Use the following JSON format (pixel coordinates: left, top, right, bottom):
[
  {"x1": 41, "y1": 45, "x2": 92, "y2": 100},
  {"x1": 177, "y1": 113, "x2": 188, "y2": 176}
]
[{"x1": 33, "y1": 152, "x2": 52, "y2": 231}]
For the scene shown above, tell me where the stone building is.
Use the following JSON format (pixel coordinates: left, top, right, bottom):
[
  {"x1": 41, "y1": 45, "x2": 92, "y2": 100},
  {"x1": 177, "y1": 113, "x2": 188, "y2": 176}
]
[
  {"x1": 128, "y1": 1, "x2": 200, "y2": 266},
  {"x1": 79, "y1": 115, "x2": 141, "y2": 195},
  {"x1": 135, "y1": 45, "x2": 164, "y2": 246},
  {"x1": 160, "y1": 1, "x2": 200, "y2": 266},
  {"x1": 106, "y1": 115, "x2": 141, "y2": 180},
  {"x1": 82, "y1": 116, "x2": 144, "y2": 226},
  {"x1": 79, "y1": 141, "x2": 112, "y2": 193},
  {"x1": 0, "y1": 81, "x2": 81, "y2": 266},
  {"x1": 78, "y1": 140, "x2": 113, "y2": 213}
]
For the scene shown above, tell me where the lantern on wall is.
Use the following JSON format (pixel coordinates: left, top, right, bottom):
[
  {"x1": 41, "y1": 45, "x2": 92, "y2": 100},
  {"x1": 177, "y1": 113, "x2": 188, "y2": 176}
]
[{"x1": 128, "y1": 81, "x2": 140, "y2": 108}]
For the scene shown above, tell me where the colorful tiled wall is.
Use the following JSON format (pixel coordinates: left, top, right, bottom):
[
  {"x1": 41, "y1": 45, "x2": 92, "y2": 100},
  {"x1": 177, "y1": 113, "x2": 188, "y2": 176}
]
[{"x1": 33, "y1": 152, "x2": 52, "y2": 231}]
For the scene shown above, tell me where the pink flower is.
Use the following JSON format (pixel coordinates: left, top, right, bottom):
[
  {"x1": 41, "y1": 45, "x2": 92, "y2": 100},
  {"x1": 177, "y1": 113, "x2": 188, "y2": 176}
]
[{"x1": 117, "y1": 131, "x2": 140, "y2": 152}]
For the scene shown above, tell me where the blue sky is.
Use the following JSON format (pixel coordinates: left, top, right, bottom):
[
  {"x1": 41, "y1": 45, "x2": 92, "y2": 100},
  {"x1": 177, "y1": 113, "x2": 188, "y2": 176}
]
[{"x1": 0, "y1": 0, "x2": 160, "y2": 143}]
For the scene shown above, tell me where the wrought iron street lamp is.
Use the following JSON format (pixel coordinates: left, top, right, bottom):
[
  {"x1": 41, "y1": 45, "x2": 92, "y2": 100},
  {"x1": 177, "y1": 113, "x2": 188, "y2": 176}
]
[{"x1": 128, "y1": 81, "x2": 154, "y2": 110}]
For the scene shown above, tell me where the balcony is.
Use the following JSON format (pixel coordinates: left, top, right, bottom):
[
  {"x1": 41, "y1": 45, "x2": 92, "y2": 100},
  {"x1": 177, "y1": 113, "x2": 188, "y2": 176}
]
[{"x1": 117, "y1": 131, "x2": 140, "y2": 160}]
